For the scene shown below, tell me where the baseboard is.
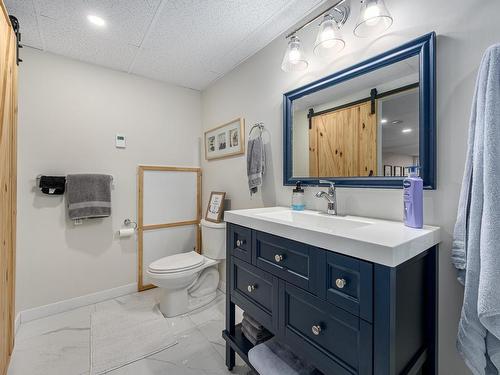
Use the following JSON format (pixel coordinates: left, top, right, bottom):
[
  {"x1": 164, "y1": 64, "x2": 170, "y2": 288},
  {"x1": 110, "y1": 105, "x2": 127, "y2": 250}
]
[
  {"x1": 14, "y1": 313, "x2": 21, "y2": 336},
  {"x1": 19, "y1": 283, "x2": 137, "y2": 324}
]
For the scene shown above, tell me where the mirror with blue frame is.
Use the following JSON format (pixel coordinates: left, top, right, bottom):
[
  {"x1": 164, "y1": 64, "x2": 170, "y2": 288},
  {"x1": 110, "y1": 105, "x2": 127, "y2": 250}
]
[{"x1": 283, "y1": 33, "x2": 436, "y2": 189}]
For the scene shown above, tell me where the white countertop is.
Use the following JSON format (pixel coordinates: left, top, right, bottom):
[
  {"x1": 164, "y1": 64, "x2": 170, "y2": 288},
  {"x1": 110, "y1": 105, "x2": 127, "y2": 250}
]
[{"x1": 224, "y1": 207, "x2": 440, "y2": 267}]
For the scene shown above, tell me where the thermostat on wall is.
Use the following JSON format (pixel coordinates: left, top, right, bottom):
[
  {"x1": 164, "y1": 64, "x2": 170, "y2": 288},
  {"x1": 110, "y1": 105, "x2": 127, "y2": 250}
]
[{"x1": 115, "y1": 134, "x2": 126, "y2": 148}]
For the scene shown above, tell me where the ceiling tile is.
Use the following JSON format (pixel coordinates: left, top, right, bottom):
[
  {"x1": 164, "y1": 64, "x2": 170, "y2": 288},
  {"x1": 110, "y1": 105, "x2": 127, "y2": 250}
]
[
  {"x1": 36, "y1": 0, "x2": 161, "y2": 46},
  {"x1": 4, "y1": 0, "x2": 44, "y2": 49},
  {"x1": 4, "y1": 0, "x2": 328, "y2": 90}
]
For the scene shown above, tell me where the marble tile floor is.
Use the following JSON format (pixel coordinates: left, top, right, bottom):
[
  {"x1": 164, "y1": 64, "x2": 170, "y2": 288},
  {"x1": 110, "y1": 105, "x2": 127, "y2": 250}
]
[{"x1": 8, "y1": 289, "x2": 251, "y2": 375}]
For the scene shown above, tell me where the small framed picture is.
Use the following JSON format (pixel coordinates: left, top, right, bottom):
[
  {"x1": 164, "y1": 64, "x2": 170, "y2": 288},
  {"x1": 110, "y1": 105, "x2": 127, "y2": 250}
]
[
  {"x1": 404, "y1": 167, "x2": 410, "y2": 177},
  {"x1": 393, "y1": 166, "x2": 403, "y2": 177},
  {"x1": 205, "y1": 191, "x2": 226, "y2": 223},
  {"x1": 205, "y1": 118, "x2": 245, "y2": 160},
  {"x1": 384, "y1": 165, "x2": 393, "y2": 176}
]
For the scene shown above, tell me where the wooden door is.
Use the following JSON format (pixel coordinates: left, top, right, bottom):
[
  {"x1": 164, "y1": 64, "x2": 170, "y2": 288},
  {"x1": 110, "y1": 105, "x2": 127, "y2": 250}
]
[
  {"x1": 309, "y1": 101, "x2": 377, "y2": 178},
  {"x1": 311, "y1": 105, "x2": 359, "y2": 177},
  {"x1": 358, "y1": 101, "x2": 377, "y2": 176},
  {"x1": 0, "y1": 2, "x2": 18, "y2": 375}
]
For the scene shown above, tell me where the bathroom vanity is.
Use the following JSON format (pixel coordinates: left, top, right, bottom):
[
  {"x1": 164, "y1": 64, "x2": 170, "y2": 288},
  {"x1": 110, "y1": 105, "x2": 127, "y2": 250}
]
[{"x1": 222, "y1": 207, "x2": 440, "y2": 375}]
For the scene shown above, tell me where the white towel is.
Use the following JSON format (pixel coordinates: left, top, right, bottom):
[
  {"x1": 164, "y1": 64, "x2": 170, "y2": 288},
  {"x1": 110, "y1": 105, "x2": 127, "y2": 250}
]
[{"x1": 452, "y1": 44, "x2": 500, "y2": 374}]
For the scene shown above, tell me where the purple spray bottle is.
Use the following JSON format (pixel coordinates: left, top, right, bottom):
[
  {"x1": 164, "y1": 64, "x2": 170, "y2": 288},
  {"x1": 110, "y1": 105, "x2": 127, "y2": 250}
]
[{"x1": 403, "y1": 166, "x2": 423, "y2": 229}]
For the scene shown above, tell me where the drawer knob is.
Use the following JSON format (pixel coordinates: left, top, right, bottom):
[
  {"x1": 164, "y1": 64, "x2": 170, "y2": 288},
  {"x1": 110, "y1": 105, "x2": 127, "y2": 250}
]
[
  {"x1": 274, "y1": 254, "x2": 284, "y2": 263},
  {"x1": 236, "y1": 239, "x2": 246, "y2": 247},
  {"x1": 311, "y1": 325, "x2": 322, "y2": 336},
  {"x1": 335, "y1": 278, "x2": 347, "y2": 289},
  {"x1": 247, "y1": 284, "x2": 256, "y2": 293}
]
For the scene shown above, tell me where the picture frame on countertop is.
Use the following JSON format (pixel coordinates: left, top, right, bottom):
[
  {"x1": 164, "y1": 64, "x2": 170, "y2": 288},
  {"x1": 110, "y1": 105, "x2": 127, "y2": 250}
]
[{"x1": 393, "y1": 166, "x2": 403, "y2": 177}]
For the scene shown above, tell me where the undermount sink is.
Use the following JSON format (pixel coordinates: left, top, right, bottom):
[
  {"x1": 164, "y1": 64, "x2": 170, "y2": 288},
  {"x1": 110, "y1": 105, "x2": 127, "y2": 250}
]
[{"x1": 255, "y1": 209, "x2": 373, "y2": 233}]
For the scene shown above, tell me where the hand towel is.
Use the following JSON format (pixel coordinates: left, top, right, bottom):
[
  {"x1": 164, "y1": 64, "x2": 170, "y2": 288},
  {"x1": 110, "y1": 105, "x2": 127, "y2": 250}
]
[
  {"x1": 248, "y1": 337, "x2": 319, "y2": 375},
  {"x1": 66, "y1": 174, "x2": 112, "y2": 220},
  {"x1": 243, "y1": 312, "x2": 264, "y2": 331},
  {"x1": 247, "y1": 135, "x2": 265, "y2": 195},
  {"x1": 242, "y1": 320, "x2": 272, "y2": 341},
  {"x1": 452, "y1": 44, "x2": 500, "y2": 374}
]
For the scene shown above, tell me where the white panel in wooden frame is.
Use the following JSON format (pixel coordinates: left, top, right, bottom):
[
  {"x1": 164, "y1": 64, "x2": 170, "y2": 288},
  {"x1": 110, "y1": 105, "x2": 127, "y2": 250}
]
[{"x1": 137, "y1": 166, "x2": 202, "y2": 292}]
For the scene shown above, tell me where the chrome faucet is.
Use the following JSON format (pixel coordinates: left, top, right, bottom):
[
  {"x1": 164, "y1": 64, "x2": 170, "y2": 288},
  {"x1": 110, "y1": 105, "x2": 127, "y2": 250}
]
[{"x1": 315, "y1": 180, "x2": 337, "y2": 215}]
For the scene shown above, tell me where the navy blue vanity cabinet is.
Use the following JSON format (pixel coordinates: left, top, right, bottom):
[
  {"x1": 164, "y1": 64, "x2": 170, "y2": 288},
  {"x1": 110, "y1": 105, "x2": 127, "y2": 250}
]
[{"x1": 223, "y1": 223, "x2": 438, "y2": 375}]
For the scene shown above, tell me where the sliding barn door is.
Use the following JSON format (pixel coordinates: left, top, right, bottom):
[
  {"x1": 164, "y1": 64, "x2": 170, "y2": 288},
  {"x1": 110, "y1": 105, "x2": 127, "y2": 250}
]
[
  {"x1": 309, "y1": 101, "x2": 377, "y2": 178},
  {"x1": 0, "y1": 3, "x2": 18, "y2": 375}
]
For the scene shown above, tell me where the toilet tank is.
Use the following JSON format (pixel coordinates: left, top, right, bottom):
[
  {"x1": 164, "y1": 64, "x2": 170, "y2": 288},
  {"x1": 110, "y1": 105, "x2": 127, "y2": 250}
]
[{"x1": 201, "y1": 219, "x2": 226, "y2": 260}]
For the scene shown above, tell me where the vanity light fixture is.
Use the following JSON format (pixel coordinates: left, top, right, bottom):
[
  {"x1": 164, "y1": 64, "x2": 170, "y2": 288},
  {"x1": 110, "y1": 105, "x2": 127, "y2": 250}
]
[
  {"x1": 353, "y1": 0, "x2": 393, "y2": 38},
  {"x1": 281, "y1": 0, "x2": 393, "y2": 72},
  {"x1": 281, "y1": 35, "x2": 308, "y2": 72},
  {"x1": 402, "y1": 128, "x2": 412, "y2": 133},
  {"x1": 87, "y1": 14, "x2": 106, "y2": 27},
  {"x1": 313, "y1": 14, "x2": 345, "y2": 58}
]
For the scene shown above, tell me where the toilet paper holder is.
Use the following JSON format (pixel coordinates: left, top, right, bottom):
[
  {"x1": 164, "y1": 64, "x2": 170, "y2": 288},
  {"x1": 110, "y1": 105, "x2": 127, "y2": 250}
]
[{"x1": 123, "y1": 218, "x2": 137, "y2": 230}]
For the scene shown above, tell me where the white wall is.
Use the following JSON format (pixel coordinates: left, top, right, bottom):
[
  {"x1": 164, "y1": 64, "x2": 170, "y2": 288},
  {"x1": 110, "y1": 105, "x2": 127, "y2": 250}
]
[
  {"x1": 201, "y1": 0, "x2": 500, "y2": 373},
  {"x1": 16, "y1": 48, "x2": 201, "y2": 313}
]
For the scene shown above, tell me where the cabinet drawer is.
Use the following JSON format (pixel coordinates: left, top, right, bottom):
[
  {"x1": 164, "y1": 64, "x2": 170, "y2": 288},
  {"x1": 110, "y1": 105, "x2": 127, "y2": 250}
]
[
  {"x1": 320, "y1": 252, "x2": 373, "y2": 322},
  {"x1": 279, "y1": 282, "x2": 372, "y2": 375},
  {"x1": 227, "y1": 224, "x2": 252, "y2": 262},
  {"x1": 253, "y1": 231, "x2": 319, "y2": 292},
  {"x1": 230, "y1": 257, "x2": 278, "y2": 332}
]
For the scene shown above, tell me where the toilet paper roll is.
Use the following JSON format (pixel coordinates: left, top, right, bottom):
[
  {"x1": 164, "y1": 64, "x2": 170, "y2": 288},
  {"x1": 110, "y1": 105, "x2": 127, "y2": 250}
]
[{"x1": 119, "y1": 228, "x2": 135, "y2": 238}]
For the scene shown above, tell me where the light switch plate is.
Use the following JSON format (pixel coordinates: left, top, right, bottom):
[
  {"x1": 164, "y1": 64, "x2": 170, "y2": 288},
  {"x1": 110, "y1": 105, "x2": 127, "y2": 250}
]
[{"x1": 115, "y1": 134, "x2": 126, "y2": 148}]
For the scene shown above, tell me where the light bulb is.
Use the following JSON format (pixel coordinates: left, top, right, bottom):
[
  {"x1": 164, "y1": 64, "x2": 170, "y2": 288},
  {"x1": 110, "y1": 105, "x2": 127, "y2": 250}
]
[
  {"x1": 354, "y1": 0, "x2": 393, "y2": 38},
  {"x1": 281, "y1": 36, "x2": 308, "y2": 72},
  {"x1": 87, "y1": 14, "x2": 106, "y2": 27},
  {"x1": 314, "y1": 14, "x2": 345, "y2": 58},
  {"x1": 363, "y1": 3, "x2": 381, "y2": 26}
]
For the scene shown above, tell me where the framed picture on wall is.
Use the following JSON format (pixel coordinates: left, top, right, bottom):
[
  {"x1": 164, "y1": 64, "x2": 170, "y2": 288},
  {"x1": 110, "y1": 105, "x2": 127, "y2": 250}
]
[
  {"x1": 384, "y1": 165, "x2": 393, "y2": 176},
  {"x1": 205, "y1": 118, "x2": 245, "y2": 160},
  {"x1": 205, "y1": 191, "x2": 226, "y2": 223},
  {"x1": 393, "y1": 166, "x2": 403, "y2": 177}
]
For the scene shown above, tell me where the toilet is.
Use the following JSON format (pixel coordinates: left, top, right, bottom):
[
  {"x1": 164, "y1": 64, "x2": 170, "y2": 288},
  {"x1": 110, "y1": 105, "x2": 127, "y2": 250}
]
[{"x1": 147, "y1": 219, "x2": 226, "y2": 317}]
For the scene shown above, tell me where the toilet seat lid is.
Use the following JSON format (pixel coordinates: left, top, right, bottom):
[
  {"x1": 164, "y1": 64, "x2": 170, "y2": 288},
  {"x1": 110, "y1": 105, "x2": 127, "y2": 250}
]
[{"x1": 149, "y1": 251, "x2": 205, "y2": 274}]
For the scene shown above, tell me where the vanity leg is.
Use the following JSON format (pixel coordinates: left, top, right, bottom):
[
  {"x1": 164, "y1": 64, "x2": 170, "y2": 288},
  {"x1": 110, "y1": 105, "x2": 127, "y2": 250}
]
[{"x1": 225, "y1": 300, "x2": 236, "y2": 370}]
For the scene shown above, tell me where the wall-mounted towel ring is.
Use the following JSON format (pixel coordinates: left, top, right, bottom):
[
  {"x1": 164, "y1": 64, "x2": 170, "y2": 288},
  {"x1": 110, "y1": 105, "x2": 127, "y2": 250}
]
[{"x1": 249, "y1": 122, "x2": 264, "y2": 139}]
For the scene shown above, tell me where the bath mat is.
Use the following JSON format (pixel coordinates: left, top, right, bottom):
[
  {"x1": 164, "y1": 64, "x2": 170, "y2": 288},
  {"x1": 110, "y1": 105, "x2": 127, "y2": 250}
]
[{"x1": 90, "y1": 307, "x2": 177, "y2": 374}]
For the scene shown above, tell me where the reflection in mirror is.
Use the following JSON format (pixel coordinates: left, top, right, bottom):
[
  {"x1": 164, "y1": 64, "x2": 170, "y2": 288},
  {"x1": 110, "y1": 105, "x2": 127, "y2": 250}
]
[{"x1": 292, "y1": 55, "x2": 419, "y2": 179}]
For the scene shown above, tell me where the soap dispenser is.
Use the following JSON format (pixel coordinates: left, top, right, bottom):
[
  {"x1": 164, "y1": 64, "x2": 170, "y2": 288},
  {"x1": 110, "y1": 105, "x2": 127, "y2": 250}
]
[
  {"x1": 291, "y1": 181, "x2": 305, "y2": 211},
  {"x1": 403, "y1": 166, "x2": 423, "y2": 228}
]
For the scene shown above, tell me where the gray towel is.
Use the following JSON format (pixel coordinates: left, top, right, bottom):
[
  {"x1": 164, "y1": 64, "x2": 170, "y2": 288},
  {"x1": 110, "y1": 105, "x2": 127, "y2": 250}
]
[
  {"x1": 247, "y1": 135, "x2": 265, "y2": 195},
  {"x1": 242, "y1": 320, "x2": 272, "y2": 342},
  {"x1": 452, "y1": 44, "x2": 500, "y2": 374},
  {"x1": 248, "y1": 337, "x2": 319, "y2": 375},
  {"x1": 66, "y1": 174, "x2": 112, "y2": 220},
  {"x1": 243, "y1": 312, "x2": 264, "y2": 331}
]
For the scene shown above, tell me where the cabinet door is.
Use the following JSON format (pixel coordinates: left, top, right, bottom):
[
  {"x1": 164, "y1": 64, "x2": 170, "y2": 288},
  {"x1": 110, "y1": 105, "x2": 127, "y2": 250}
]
[
  {"x1": 227, "y1": 224, "x2": 252, "y2": 263},
  {"x1": 320, "y1": 251, "x2": 373, "y2": 322},
  {"x1": 279, "y1": 282, "x2": 373, "y2": 375}
]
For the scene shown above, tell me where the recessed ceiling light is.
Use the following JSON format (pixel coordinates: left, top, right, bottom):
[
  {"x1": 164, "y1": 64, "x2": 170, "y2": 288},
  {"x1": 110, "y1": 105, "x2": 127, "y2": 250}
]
[
  {"x1": 402, "y1": 128, "x2": 412, "y2": 133},
  {"x1": 380, "y1": 118, "x2": 388, "y2": 124},
  {"x1": 87, "y1": 15, "x2": 106, "y2": 27}
]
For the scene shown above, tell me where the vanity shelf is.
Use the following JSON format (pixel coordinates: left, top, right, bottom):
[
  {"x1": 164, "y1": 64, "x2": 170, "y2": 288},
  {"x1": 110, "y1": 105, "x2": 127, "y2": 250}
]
[
  {"x1": 221, "y1": 324, "x2": 257, "y2": 371},
  {"x1": 223, "y1": 213, "x2": 439, "y2": 375}
]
